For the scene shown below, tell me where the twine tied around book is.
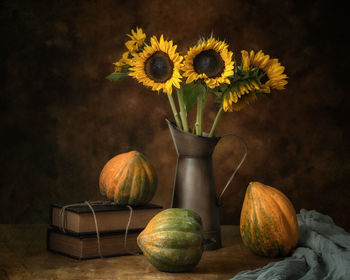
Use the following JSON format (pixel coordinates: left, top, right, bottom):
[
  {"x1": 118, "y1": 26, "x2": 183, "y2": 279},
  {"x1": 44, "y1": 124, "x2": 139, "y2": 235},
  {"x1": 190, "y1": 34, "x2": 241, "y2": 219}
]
[{"x1": 58, "y1": 200, "x2": 139, "y2": 258}]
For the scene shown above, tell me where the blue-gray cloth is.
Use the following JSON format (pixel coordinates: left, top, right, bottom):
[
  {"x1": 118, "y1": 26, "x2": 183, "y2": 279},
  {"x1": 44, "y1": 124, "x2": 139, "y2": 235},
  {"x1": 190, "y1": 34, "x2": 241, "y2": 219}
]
[{"x1": 230, "y1": 209, "x2": 350, "y2": 280}]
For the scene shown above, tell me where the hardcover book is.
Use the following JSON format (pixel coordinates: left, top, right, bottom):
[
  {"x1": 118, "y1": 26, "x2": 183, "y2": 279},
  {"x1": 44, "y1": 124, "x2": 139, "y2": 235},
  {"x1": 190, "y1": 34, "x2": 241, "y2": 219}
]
[
  {"x1": 50, "y1": 202, "x2": 162, "y2": 234},
  {"x1": 47, "y1": 227, "x2": 142, "y2": 259}
]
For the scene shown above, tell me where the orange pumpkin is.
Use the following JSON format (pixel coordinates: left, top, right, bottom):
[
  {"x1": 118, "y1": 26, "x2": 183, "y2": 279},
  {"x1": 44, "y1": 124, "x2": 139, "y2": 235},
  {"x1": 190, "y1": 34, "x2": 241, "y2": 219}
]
[
  {"x1": 240, "y1": 181, "x2": 299, "y2": 257},
  {"x1": 99, "y1": 151, "x2": 157, "y2": 206}
]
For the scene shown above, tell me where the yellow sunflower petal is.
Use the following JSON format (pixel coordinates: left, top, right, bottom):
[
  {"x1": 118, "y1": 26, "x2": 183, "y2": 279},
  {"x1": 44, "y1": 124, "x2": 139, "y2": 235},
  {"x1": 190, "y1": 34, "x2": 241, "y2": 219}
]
[{"x1": 244, "y1": 50, "x2": 288, "y2": 91}]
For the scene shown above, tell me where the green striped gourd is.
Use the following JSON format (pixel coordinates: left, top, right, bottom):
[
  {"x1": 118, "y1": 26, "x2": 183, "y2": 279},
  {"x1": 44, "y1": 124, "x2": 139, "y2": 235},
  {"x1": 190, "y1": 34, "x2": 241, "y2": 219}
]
[{"x1": 137, "y1": 208, "x2": 204, "y2": 272}]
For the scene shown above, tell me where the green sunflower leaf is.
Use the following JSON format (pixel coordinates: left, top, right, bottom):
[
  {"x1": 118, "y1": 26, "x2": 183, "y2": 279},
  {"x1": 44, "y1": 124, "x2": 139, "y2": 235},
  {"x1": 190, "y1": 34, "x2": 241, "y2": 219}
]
[
  {"x1": 219, "y1": 83, "x2": 229, "y2": 92},
  {"x1": 182, "y1": 83, "x2": 206, "y2": 111},
  {"x1": 106, "y1": 72, "x2": 129, "y2": 82},
  {"x1": 212, "y1": 91, "x2": 223, "y2": 98}
]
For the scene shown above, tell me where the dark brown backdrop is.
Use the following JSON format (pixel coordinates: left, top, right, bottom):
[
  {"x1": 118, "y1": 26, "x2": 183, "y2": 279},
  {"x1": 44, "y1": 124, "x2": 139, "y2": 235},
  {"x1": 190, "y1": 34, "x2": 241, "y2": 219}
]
[{"x1": 1, "y1": 0, "x2": 349, "y2": 230}]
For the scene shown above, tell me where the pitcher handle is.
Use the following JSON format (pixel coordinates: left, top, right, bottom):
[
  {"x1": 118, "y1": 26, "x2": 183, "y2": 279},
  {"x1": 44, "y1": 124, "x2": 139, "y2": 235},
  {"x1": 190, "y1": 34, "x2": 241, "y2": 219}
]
[{"x1": 216, "y1": 133, "x2": 248, "y2": 206}]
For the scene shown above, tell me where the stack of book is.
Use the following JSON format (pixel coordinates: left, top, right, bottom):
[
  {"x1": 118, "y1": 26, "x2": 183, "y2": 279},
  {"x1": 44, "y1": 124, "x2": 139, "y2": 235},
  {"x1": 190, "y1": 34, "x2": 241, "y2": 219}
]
[{"x1": 47, "y1": 202, "x2": 162, "y2": 259}]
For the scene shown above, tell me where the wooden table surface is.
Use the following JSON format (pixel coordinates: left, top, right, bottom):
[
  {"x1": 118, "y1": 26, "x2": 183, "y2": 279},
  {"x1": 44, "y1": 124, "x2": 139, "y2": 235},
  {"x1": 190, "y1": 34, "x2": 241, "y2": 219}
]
[{"x1": 0, "y1": 225, "x2": 281, "y2": 280}]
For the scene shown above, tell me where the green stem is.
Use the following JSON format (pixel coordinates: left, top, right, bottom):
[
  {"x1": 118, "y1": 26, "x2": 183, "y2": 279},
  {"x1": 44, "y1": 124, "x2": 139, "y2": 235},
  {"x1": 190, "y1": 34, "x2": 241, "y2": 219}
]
[
  {"x1": 167, "y1": 92, "x2": 182, "y2": 130},
  {"x1": 209, "y1": 106, "x2": 224, "y2": 137},
  {"x1": 202, "y1": 89, "x2": 209, "y2": 110},
  {"x1": 201, "y1": 86, "x2": 209, "y2": 131},
  {"x1": 195, "y1": 92, "x2": 203, "y2": 136},
  {"x1": 176, "y1": 88, "x2": 189, "y2": 132}
]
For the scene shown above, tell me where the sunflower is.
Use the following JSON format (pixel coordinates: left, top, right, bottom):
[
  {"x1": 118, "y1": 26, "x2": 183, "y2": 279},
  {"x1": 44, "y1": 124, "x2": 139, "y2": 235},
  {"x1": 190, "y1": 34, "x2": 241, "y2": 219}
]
[
  {"x1": 241, "y1": 50, "x2": 288, "y2": 93},
  {"x1": 129, "y1": 35, "x2": 183, "y2": 94},
  {"x1": 113, "y1": 51, "x2": 135, "y2": 72},
  {"x1": 222, "y1": 80, "x2": 260, "y2": 112},
  {"x1": 112, "y1": 28, "x2": 146, "y2": 73},
  {"x1": 125, "y1": 27, "x2": 146, "y2": 52},
  {"x1": 182, "y1": 38, "x2": 234, "y2": 88}
]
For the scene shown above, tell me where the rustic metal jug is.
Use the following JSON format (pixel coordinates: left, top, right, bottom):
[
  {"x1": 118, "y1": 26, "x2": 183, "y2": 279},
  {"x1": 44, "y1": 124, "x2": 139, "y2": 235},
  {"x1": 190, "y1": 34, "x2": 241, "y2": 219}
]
[{"x1": 166, "y1": 119, "x2": 247, "y2": 250}]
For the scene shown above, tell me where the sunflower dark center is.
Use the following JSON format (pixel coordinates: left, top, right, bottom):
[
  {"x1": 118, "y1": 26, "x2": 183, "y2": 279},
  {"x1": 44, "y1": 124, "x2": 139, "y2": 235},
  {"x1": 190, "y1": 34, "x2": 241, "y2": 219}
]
[
  {"x1": 144, "y1": 51, "x2": 174, "y2": 83},
  {"x1": 193, "y1": 50, "x2": 225, "y2": 78}
]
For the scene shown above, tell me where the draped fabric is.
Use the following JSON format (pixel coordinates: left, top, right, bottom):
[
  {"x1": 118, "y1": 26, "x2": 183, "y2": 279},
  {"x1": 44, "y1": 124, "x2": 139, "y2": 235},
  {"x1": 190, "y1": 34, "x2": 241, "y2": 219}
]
[{"x1": 230, "y1": 209, "x2": 350, "y2": 280}]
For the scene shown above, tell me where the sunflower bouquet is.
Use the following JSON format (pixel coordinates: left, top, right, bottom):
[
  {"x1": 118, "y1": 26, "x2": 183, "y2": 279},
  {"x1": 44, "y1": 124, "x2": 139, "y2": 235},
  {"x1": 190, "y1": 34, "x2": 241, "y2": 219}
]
[{"x1": 107, "y1": 28, "x2": 287, "y2": 137}]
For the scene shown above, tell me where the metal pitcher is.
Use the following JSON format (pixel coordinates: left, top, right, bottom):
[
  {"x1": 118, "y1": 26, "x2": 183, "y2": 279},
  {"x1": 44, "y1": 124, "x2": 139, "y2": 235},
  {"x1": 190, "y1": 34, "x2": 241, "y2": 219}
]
[{"x1": 166, "y1": 119, "x2": 247, "y2": 250}]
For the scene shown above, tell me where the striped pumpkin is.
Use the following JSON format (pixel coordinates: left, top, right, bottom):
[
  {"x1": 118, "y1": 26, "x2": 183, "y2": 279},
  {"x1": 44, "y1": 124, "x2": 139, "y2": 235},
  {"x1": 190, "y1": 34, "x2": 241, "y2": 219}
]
[
  {"x1": 137, "y1": 208, "x2": 204, "y2": 272},
  {"x1": 99, "y1": 151, "x2": 157, "y2": 206},
  {"x1": 240, "y1": 182, "x2": 299, "y2": 257}
]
